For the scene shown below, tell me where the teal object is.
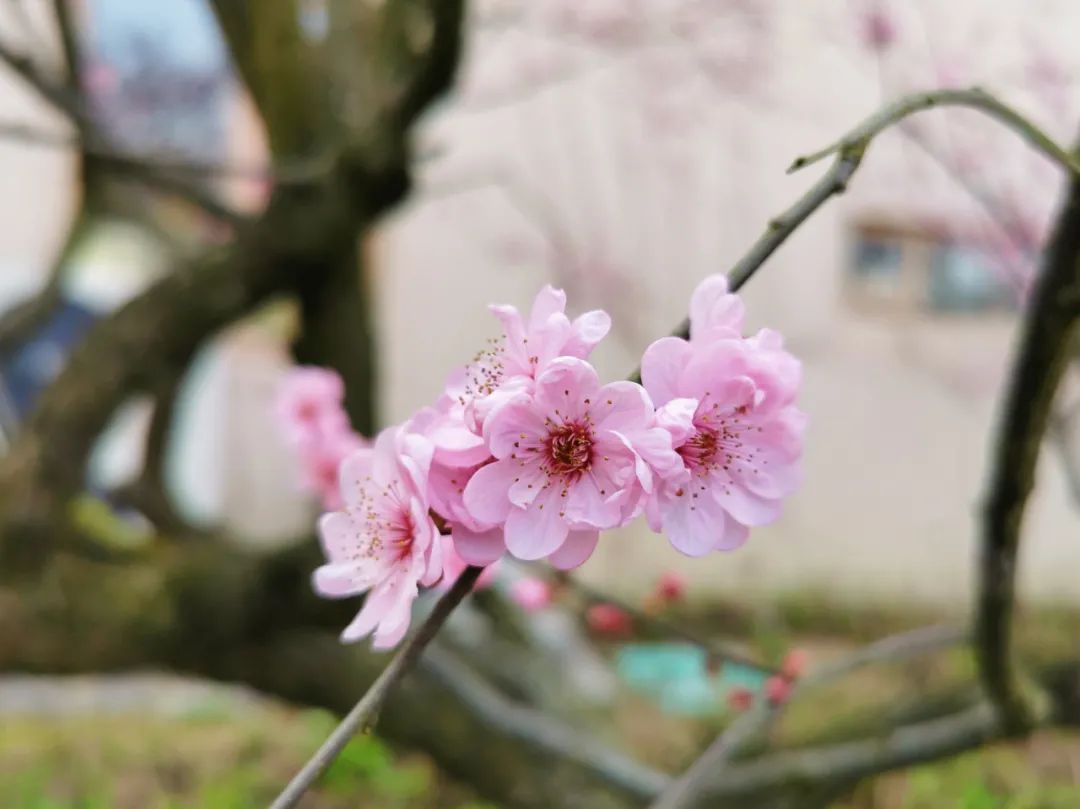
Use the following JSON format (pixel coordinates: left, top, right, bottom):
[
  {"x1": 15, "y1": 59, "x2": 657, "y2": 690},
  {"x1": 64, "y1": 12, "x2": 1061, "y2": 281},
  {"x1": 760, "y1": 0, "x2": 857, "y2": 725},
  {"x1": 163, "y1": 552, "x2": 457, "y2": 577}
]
[{"x1": 615, "y1": 644, "x2": 768, "y2": 717}]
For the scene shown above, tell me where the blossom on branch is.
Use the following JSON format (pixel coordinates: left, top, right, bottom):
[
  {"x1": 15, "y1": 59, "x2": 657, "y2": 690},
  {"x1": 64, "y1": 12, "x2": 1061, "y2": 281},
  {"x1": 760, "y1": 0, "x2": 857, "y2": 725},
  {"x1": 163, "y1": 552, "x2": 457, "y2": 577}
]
[
  {"x1": 298, "y1": 278, "x2": 804, "y2": 648},
  {"x1": 275, "y1": 366, "x2": 367, "y2": 510},
  {"x1": 641, "y1": 276, "x2": 806, "y2": 556},
  {"x1": 312, "y1": 427, "x2": 443, "y2": 648}
]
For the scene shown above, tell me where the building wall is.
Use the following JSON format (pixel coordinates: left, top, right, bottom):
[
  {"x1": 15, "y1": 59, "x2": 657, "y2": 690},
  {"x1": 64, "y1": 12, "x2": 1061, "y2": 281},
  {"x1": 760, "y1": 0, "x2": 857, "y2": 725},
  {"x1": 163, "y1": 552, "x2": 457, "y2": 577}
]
[
  {"x1": 376, "y1": 0, "x2": 1080, "y2": 608},
  {"x1": 3, "y1": 1, "x2": 1080, "y2": 610}
]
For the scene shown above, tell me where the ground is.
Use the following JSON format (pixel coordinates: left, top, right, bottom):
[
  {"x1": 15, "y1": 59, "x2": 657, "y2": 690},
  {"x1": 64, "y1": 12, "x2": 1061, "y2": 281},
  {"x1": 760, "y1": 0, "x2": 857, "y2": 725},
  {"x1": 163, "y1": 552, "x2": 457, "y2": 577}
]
[{"x1": 4, "y1": 594, "x2": 1080, "y2": 808}]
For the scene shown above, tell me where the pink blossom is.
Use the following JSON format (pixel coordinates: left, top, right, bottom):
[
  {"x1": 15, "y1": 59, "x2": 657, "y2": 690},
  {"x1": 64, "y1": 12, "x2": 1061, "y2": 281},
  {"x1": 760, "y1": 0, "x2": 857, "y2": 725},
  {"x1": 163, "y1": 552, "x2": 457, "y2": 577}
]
[
  {"x1": 275, "y1": 366, "x2": 350, "y2": 445},
  {"x1": 640, "y1": 275, "x2": 806, "y2": 556},
  {"x1": 438, "y1": 535, "x2": 497, "y2": 591},
  {"x1": 781, "y1": 648, "x2": 809, "y2": 681},
  {"x1": 510, "y1": 577, "x2": 553, "y2": 612},
  {"x1": 312, "y1": 426, "x2": 443, "y2": 649},
  {"x1": 407, "y1": 399, "x2": 505, "y2": 567},
  {"x1": 727, "y1": 686, "x2": 754, "y2": 712},
  {"x1": 463, "y1": 357, "x2": 656, "y2": 565},
  {"x1": 654, "y1": 571, "x2": 687, "y2": 604},
  {"x1": 454, "y1": 285, "x2": 612, "y2": 433},
  {"x1": 298, "y1": 429, "x2": 367, "y2": 510},
  {"x1": 275, "y1": 366, "x2": 368, "y2": 510},
  {"x1": 765, "y1": 675, "x2": 792, "y2": 705},
  {"x1": 586, "y1": 603, "x2": 633, "y2": 637},
  {"x1": 859, "y1": 6, "x2": 898, "y2": 51}
]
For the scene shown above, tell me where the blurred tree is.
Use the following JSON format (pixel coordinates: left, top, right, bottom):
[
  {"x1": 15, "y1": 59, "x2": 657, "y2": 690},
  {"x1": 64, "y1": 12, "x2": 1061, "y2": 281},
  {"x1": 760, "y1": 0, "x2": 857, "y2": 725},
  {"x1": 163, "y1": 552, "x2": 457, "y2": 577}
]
[{"x1": 2, "y1": 3, "x2": 1080, "y2": 809}]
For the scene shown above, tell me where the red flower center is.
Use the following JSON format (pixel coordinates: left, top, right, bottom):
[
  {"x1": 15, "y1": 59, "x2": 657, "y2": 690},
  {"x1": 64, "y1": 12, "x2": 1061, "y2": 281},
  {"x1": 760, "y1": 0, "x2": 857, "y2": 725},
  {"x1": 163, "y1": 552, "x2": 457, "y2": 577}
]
[{"x1": 544, "y1": 422, "x2": 594, "y2": 476}]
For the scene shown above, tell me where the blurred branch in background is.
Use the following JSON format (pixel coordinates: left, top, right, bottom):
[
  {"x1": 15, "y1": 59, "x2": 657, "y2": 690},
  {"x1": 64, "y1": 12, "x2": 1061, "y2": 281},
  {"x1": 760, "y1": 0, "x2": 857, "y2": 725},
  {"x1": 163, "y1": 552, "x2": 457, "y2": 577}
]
[
  {"x1": 4, "y1": 3, "x2": 1080, "y2": 809},
  {"x1": 975, "y1": 148, "x2": 1080, "y2": 734},
  {"x1": 0, "y1": 29, "x2": 243, "y2": 223}
]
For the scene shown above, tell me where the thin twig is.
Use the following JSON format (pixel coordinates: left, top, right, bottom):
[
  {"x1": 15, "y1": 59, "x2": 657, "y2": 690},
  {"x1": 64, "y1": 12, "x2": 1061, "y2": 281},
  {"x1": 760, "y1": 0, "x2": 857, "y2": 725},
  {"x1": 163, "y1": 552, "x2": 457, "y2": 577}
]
[
  {"x1": 689, "y1": 701, "x2": 1001, "y2": 805},
  {"x1": 650, "y1": 700, "x2": 778, "y2": 809},
  {"x1": 0, "y1": 38, "x2": 247, "y2": 223},
  {"x1": 52, "y1": 0, "x2": 80, "y2": 91},
  {"x1": 629, "y1": 145, "x2": 863, "y2": 380},
  {"x1": 0, "y1": 120, "x2": 325, "y2": 183},
  {"x1": 649, "y1": 624, "x2": 966, "y2": 809},
  {"x1": 268, "y1": 566, "x2": 483, "y2": 809},
  {"x1": 423, "y1": 643, "x2": 670, "y2": 798},
  {"x1": 788, "y1": 87, "x2": 1080, "y2": 179},
  {"x1": 554, "y1": 571, "x2": 776, "y2": 675}
]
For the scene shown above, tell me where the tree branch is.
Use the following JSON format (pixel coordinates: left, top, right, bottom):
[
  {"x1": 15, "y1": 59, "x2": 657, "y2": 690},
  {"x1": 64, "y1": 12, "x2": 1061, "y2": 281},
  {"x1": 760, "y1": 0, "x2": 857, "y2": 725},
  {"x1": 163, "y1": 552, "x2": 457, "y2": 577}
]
[
  {"x1": 51, "y1": 0, "x2": 80, "y2": 91},
  {"x1": 975, "y1": 152, "x2": 1080, "y2": 733},
  {"x1": 650, "y1": 625, "x2": 966, "y2": 809},
  {"x1": 269, "y1": 566, "x2": 484, "y2": 809},
  {"x1": 0, "y1": 37, "x2": 245, "y2": 223},
  {"x1": 422, "y1": 643, "x2": 670, "y2": 799},
  {"x1": 629, "y1": 146, "x2": 863, "y2": 380},
  {"x1": 554, "y1": 571, "x2": 776, "y2": 675},
  {"x1": 0, "y1": 120, "x2": 325, "y2": 183},
  {"x1": 788, "y1": 87, "x2": 1080, "y2": 179}
]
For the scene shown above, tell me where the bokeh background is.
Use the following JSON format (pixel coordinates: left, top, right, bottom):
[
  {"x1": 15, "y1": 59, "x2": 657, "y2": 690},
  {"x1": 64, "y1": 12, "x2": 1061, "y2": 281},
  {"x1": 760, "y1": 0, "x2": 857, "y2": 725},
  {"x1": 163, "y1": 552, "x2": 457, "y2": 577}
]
[{"x1": 3, "y1": 1, "x2": 1080, "y2": 807}]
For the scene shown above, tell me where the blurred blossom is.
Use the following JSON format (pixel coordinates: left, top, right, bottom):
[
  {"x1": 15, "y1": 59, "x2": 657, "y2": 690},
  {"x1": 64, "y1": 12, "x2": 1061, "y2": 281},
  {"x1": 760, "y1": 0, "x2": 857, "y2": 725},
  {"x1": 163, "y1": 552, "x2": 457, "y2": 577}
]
[
  {"x1": 764, "y1": 675, "x2": 792, "y2": 705},
  {"x1": 727, "y1": 685, "x2": 754, "y2": 712},
  {"x1": 860, "y1": 5, "x2": 898, "y2": 51},
  {"x1": 654, "y1": 571, "x2": 688, "y2": 604},
  {"x1": 510, "y1": 577, "x2": 553, "y2": 612},
  {"x1": 438, "y1": 536, "x2": 498, "y2": 591},
  {"x1": 780, "y1": 648, "x2": 809, "y2": 681},
  {"x1": 275, "y1": 366, "x2": 366, "y2": 510},
  {"x1": 587, "y1": 603, "x2": 634, "y2": 637}
]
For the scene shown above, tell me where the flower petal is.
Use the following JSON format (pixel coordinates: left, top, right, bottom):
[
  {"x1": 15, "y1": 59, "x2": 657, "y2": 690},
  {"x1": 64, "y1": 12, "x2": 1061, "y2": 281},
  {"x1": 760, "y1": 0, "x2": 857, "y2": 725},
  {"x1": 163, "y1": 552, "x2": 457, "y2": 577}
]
[
  {"x1": 592, "y1": 380, "x2": 653, "y2": 433},
  {"x1": 528, "y1": 285, "x2": 568, "y2": 331},
  {"x1": 660, "y1": 489, "x2": 728, "y2": 557},
  {"x1": 451, "y1": 524, "x2": 506, "y2": 565},
  {"x1": 484, "y1": 396, "x2": 547, "y2": 459},
  {"x1": 338, "y1": 448, "x2": 374, "y2": 509},
  {"x1": 640, "y1": 336, "x2": 691, "y2": 406},
  {"x1": 462, "y1": 459, "x2": 514, "y2": 525},
  {"x1": 689, "y1": 274, "x2": 744, "y2": 339},
  {"x1": 534, "y1": 357, "x2": 601, "y2": 421},
  {"x1": 504, "y1": 488, "x2": 570, "y2": 560},
  {"x1": 547, "y1": 528, "x2": 600, "y2": 570},
  {"x1": 564, "y1": 309, "x2": 612, "y2": 357},
  {"x1": 508, "y1": 460, "x2": 547, "y2": 508}
]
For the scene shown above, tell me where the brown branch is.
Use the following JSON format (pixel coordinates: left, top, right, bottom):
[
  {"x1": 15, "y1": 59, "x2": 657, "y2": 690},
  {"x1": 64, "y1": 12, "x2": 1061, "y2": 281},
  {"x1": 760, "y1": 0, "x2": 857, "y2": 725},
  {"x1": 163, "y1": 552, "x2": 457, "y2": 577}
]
[
  {"x1": 52, "y1": 0, "x2": 80, "y2": 90},
  {"x1": 788, "y1": 87, "x2": 1080, "y2": 179},
  {"x1": 422, "y1": 642, "x2": 668, "y2": 798},
  {"x1": 269, "y1": 566, "x2": 484, "y2": 809},
  {"x1": 650, "y1": 625, "x2": 966, "y2": 809},
  {"x1": 629, "y1": 145, "x2": 862, "y2": 379},
  {"x1": 0, "y1": 183, "x2": 359, "y2": 565},
  {"x1": 0, "y1": 120, "x2": 325, "y2": 183},
  {"x1": 975, "y1": 154, "x2": 1080, "y2": 733},
  {"x1": 108, "y1": 374, "x2": 193, "y2": 535},
  {"x1": 0, "y1": 37, "x2": 245, "y2": 223},
  {"x1": 554, "y1": 571, "x2": 776, "y2": 675}
]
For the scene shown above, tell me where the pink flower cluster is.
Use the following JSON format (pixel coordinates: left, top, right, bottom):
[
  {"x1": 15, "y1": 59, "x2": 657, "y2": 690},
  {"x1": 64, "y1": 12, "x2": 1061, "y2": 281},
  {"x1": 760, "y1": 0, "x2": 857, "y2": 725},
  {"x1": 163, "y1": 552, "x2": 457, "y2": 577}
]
[
  {"x1": 275, "y1": 367, "x2": 367, "y2": 510},
  {"x1": 300, "y1": 277, "x2": 805, "y2": 648}
]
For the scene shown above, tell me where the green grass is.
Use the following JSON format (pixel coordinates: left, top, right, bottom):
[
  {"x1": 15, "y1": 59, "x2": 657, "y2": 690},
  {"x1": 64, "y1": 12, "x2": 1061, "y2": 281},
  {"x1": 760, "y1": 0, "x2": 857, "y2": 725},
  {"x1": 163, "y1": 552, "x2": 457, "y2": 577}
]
[
  {"x1": 836, "y1": 734, "x2": 1080, "y2": 809},
  {"x1": 6, "y1": 590, "x2": 1080, "y2": 808},
  {"x1": 0, "y1": 708, "x2": 493, "y2": 809}
]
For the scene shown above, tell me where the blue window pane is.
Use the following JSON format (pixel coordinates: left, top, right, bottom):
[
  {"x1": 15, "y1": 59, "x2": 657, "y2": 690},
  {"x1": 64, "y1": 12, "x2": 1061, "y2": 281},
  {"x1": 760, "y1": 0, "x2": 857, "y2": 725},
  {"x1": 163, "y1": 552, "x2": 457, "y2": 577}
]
[
  {"x1": 929, "y1": 244, "x2": 1012, "y2": 312},
  {"x1": 853, "y1": 238, "x2": 902, "y2": 277}
]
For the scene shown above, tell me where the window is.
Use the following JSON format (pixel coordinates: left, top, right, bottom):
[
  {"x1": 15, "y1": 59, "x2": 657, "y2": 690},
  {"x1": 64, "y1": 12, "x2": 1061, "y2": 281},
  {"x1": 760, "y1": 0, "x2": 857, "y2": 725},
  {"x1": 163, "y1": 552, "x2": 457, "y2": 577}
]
[
  {"x1": 928, "y1": 243, "x2": 1013, "y2": 313},
  {"x1": 851, "y1": 234, "x2": 904, "y2": 304},
  {"x1": 848, "y1": 222, "x2": 1018, "y2": 315}
]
